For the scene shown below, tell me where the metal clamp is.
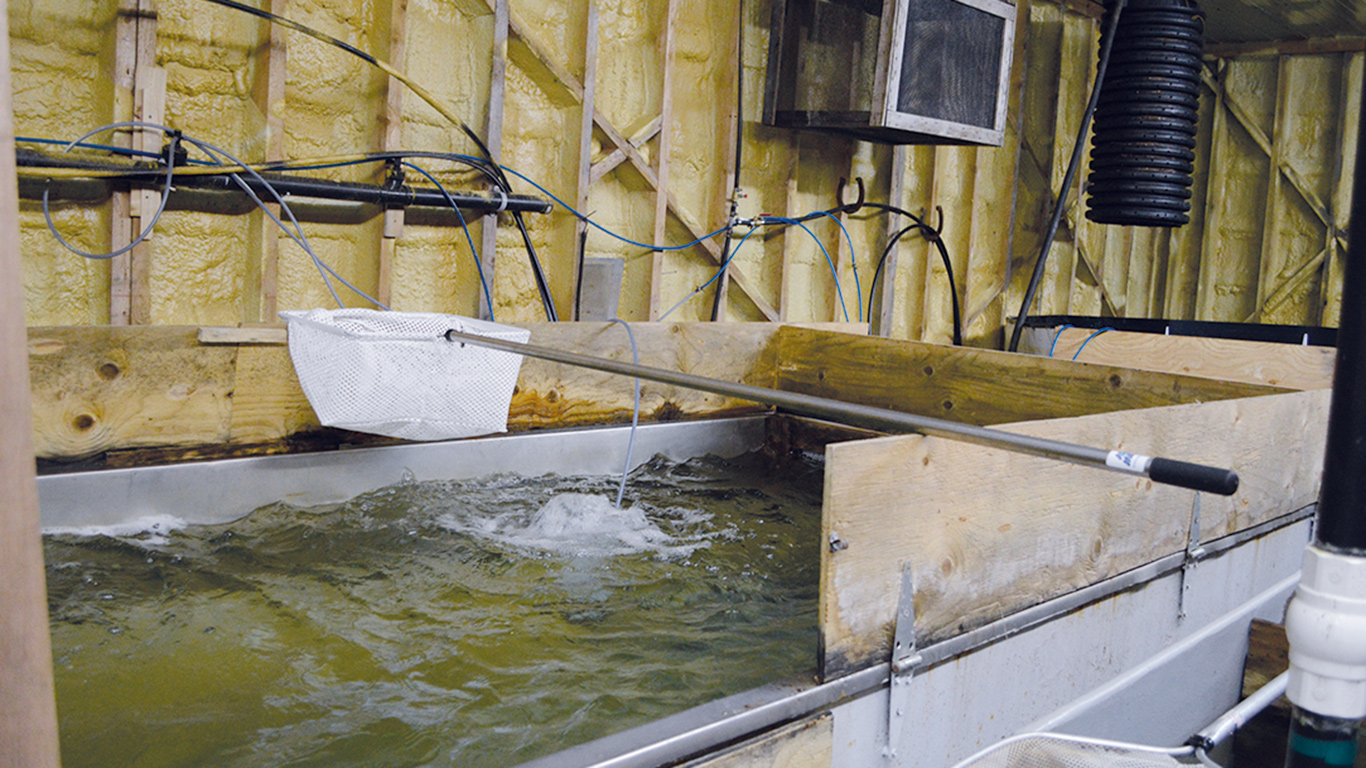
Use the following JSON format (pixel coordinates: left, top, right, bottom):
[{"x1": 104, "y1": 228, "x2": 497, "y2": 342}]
[{"x1": 885, "y1": 563, "x2": 921, "y2": 759}]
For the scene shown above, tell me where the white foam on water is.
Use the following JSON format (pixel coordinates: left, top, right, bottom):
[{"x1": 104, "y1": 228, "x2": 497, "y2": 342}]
[
  {"x1": 439, "y1": 493, "x2": 715, "y2": 559},
  {"x1": 43, "y1": 515, "x2": 187, "y2": 546}
]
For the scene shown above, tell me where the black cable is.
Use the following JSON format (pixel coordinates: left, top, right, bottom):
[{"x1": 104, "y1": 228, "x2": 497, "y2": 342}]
[
  {"x1": 859, "y1": 203, "x2": 961, "y2": 346},
  {"x1": 512, "y1": 210, "x2": 558, "y2": 321},
  {"x1": 1007, "y1": 0, "x2": 1127, "y2": 352}
]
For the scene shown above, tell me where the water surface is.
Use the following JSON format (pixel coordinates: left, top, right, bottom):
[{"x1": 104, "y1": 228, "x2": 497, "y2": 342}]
[{"x1": 45, "y1": 451, "x2": 822, "y2": 768}]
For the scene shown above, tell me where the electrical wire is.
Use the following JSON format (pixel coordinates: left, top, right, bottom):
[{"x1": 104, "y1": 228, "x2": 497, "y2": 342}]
[
  {"x1": 1070, "y1": 327, "x2": 1112, "y2": 361},
  {"x1": 179, "y1": 130, "x2": 387, "y2": 310},
  {"x1": 1007, "y1": 0, "x2": 1127, "y2": 353},
  {"x1": 1047, "y1": 324, "x2": 1075, "y2": 357},
  {"x1": 40, "y1": 122, "x2": 178, "y2": 261},
  {"x1": 659, "y1": 226, "x2": 760, "y2": 321},
  {"x1": 812, "y1": 210, "x2": 863, "y2": 323},
  {"x1": 402, "y1": 161, "x2": 496, "y2": 321},
  {"x1": 766, "y1": 215, "x2": 850, "y2": 323},
  {"x1": 609, "y1": 318, "x2": 641, "y2": 509},
  {"x1": 18, "y1": 135, "x2": 163, "y2": 160}
]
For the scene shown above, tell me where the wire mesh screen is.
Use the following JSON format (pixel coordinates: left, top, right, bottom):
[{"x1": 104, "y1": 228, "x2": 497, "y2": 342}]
[
  {"x1": 958, "y1": 735, "x2": 1187, "y2": 768},
  {"x1": 896, "y1": 0, "x2": 1006, "y2": 129}
]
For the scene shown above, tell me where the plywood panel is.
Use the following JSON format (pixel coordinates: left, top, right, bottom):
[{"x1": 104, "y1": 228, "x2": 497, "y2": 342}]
[
  {"x1": 1025, "y1": 327, "x2": 1335, "y2": 390},
  {"x1": 819, "y1": 389, "x2": 1330, "y2": 678},
  {"x1": 773, "y1": 326, "x2": 1284, "y2": 429}
]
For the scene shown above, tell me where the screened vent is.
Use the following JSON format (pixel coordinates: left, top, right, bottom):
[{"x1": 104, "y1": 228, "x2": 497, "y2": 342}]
[{"x1": 764, "y1": 0, "x2": 1016, "y2": 146}]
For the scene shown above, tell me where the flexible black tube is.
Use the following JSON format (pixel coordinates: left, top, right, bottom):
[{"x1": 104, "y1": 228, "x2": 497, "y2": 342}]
[
  {"x1": 1007, "y1": 0, "x2": 1127, "y2": 353},
  {"x1": 1312, "y1": 81, "x2": 1366, "y2": 555},
  {"x1": 512, "y1": 210, "x2": 559, "y2": 322},
  {"x1": 18, "y1": 150, "x2": 551, "y2": 214}
]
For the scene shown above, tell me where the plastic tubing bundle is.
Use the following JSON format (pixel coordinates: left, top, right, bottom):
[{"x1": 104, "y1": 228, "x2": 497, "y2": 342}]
[{"x1": 1086, "y1": 0, "x2": 1204, "y2": 228}]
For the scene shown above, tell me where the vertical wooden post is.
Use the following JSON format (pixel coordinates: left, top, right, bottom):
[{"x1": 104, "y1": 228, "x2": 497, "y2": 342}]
[
  {"x1": 0, "y1": 2, "x2": 63, "y2": 763},
  {"x1": 377, "y1": 0, "x2": 407, "y2": 309},
  {"x1": 110, "y1": 0, "x2": 160, "y2": 324},
  {"x1": 873, "y1": 145, "x2": 908, "y2": 336},
  {"x1": 647, "y1": 0, "x2": 677, "y2": 320},
  {"x1": 129, "y1": 61, "x2": 165, "y2": 325},
  {"x1": 250, "y1": 0, "x2": 287, "y2": 321},
  {"x1": 572, "y1": 0, "x2": 599, "y2": 320},
  {"x1": 479, "y1": 0, "x2": 509, "y2": 321},
  {"x1": 712, "y1": 0, "x2": 744, "y2": 322}
]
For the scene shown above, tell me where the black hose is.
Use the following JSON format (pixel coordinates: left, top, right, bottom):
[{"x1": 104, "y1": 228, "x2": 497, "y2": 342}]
[
  {"x1": 1007, "y1": 0, "x2": 1127, "y2": 353},
  {"x1": 512, "y1": 210, "x2": 558, "y2": 322},
  {"x1": 1313, "y1": 78, "x2": 1366, "y2": 555}
]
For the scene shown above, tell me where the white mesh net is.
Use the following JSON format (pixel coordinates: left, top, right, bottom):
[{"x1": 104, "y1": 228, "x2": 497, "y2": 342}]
[
  {"x1": 280, "y1": 309, "x2": 529, "y2": 441},
  {"x1": 957, "y1": 735, "x2": 1187, "y2": 768}
]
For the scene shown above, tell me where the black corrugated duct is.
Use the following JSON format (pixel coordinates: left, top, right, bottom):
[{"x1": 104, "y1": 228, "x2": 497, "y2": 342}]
[{"x1": 1085, "y1": 0, "x2": 1204, "y2": 228}]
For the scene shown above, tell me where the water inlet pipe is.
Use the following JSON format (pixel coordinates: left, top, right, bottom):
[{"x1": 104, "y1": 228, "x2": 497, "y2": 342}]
[
  {"x1": 443, "y1": 329, "x2": 1239, "y2": 496},
  {"x1": 1280, "y1": 76, "x2": 1366, "y2": 768}
]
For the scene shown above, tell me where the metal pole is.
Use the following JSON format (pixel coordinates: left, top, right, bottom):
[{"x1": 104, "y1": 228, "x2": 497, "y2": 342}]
[
  {"x1": 0, "y1": 2, "x2": 63, "y2": 763},
  {"x1": 445, "y1": 329, "x2": 1240, "y2": 495}
]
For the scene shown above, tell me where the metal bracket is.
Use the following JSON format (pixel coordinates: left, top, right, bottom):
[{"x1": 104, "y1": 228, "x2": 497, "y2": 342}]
[
  {"x1": 1178, "y1": 493, "x2": 1205, "y2": 620},
  {"x1": 884, "y1": 563, "x2": 921, "y2": 759}
]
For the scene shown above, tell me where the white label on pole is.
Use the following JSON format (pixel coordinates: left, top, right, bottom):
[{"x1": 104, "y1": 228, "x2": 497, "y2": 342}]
[{"x1": 1106, "y1": 450, "x2": 1153, "y2": 475}]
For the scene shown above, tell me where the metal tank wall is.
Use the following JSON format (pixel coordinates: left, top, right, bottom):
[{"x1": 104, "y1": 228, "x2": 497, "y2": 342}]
[{"x1": 6, "y1": 0, "x2": 1361, "y2": 344}]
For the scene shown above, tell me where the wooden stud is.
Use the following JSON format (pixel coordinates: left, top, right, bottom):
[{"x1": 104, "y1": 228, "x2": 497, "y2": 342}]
[
  {"x1": 1252, "y1": 57, "x2": 1290, "y2": 324},
  {"x1": 1320, "y1": 52, "x2": 1362, "y2": 328},
  {"x1": 1195, "y1": 63, "x2": 1230, "y2": 321},
  {"x1": 647, "y1": 0, "x2": 678, "y2": 320},
  {"x1": 778, "y1": 138, "x2": 802, "y2": 322},
  {"x1": 376, "y1": 0, "x2": 407, "y2": 309},
  {"x1": 589, "y1": 117, "x2": 660, "y2": 185},
  {"x1": 1206, "y1": 36, "x2": 1366, "y2": 59},
  {"x1": 873, "y1": 146, "x2": 908, "y2": 337},
  {"x1": 129, "y1": 62, "x2": 165, "y2": 326},
  {"x1": 479, "y1": 0, "x2": 509, "y2": 321},
  {"x1": 249, "y1": 0, "x2": 287, "y2": 322},
  {"x1": 572, "y1": 0, "x2": 599, "y2": 320},
  {"x1": 712, "y1": 0, "x2": 744, "y2": 323},
  {"x1": 0, "y1": 3, "x2": 63, "y2": 759}
]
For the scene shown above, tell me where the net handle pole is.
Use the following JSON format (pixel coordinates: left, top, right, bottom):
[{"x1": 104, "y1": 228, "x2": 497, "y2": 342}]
[{"x1": 444, "y1": 330, "x2": 1239, "y2": 496}]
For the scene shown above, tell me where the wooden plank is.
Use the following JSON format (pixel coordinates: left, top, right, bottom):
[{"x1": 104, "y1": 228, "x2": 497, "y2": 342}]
[
  {"x1": 1320, "y1": 52, "x2": 1362, "y2": 329},
  {"x1": 27, "y1": 324, "x2": 793, "y2": 459},
  {"x1": 773, "y1": 325, "x2": 1284, "y2": 429},
  {"x1": 28, "y1": 327, "x2": 238, "y2": 458},
  {"x1": 1195, "y1": 64, "x2": 1232, "y2": 321},
  {"x1": 1206, "y1": 36, "x2": 1366, "y2": 59},
  {"x1": 505, "y1": 7, "x2": 583, "y2": 106},
  {"x1": 0, "y1": 3, "x2": 63, "y2": 759},
  {"x1": 684, "y1": 715, "x2": 832, "y2": 768},
  {"x1": 712, "y1": 1, "x2": 744, "y2": 323},
  {"x1": 1029, "y1": 327, "x2": 1335, "y2": 390},
  {"x1": 648, "y1": 0, "x2": 678, "y2": 321},
  {"x1": 198, "y1": 326, "x2": 288, "y2": 345},
  {"x1": 109, "y1": 0, "x2": 140, "y2": 325},
  {"x1": 249, "y1": 0, "x2": 287, "y2": 322},
  {"x1": 589, "y1": 117, "x2": 661, "y2": 186},
  {"x1": 376, "y1": 0, "x2": 407, "y2": 308},
  {"x1": 130, "y1": 63, "x2": 165, "y2": 325},
  {"x1": 819, "y1": 388, "x2": 1330, "y2": 678},
  {"x1": 479, "y1": 0, "x2": 509, "y2": 321},
  {"x1": 572, "y1": 0, "x2": 599, "y2": 320}
]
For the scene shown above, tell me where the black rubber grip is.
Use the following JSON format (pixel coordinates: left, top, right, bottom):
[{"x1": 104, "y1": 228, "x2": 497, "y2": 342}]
[{"x1": 1148, "y1": 457, "x2": 1239, "y2": 496}]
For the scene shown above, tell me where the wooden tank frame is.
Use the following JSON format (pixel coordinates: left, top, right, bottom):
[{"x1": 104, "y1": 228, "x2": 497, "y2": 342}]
[{"x1": 23, "y1": 321, "x2": 1332, "y2": 766}]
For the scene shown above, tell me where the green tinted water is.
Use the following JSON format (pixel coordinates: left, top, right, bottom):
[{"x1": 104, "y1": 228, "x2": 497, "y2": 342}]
[{"x1": 44, "y1": 452, "x2": 822, "y2": 768}]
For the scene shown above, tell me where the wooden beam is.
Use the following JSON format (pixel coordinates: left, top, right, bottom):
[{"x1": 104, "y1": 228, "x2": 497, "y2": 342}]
[
  {"x1": 572, "y1": 0, "x2": 599, "y2": 320},
  {"x1": 1027, "y1": 326, "x2": 1335, "y2": 390},
  {"x1": 819, "y1": 388, "x2": 1329, "y2": 678},
  {"x1": 110, "y1": 0, "x2": 160, "y2": 325},
  {"x1": 479, "y1": 0, "x2": 509, "y2": 321},
  {"x1": 588, "y1": 116, "x2": 660, "y2": 185},
  {"x1": 1206, "y1": 36, "x2": 1366, "y2": 59},
  {"x1": 376, "y1": 0, "x2": 407, "y2": 309},
  {"x1": 648, "y1": 0, "x2": 677, "y2": 320},
  {"x1": 504, "y1": 5, "x2": 584, "y2": 106},
  {"x1": 0, "y1": 1, "x2": 63, "y2": 758},
  {"x1": 1195, "y1": 63, "x2": 1231, "y2": 321},
  {"x1": 773, "y1": 325, "x2": 1285, "y2": 429},
  {"x1": 1252, "y1": 58, "x2": 1290, "y2": 324},
  {"x1": 26, "y1": 323, "x2": 793, "y2": 460}
]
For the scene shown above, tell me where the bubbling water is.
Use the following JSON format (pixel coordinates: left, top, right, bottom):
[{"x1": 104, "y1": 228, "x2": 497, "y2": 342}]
[{"x1": 45, "y1": 451, "x2": 823, "y2": 768}]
